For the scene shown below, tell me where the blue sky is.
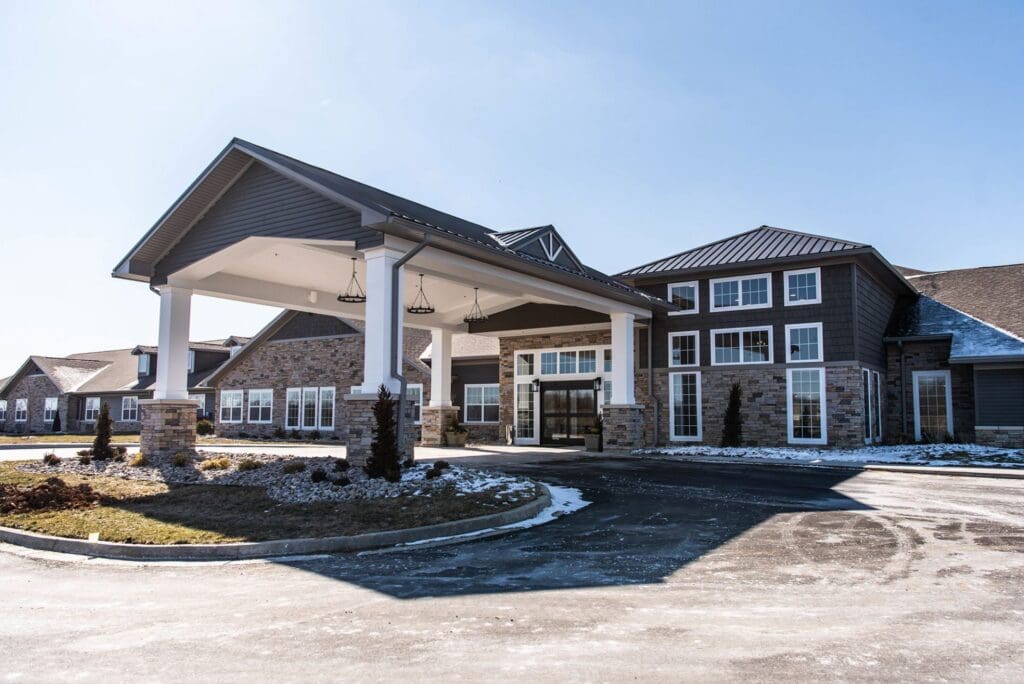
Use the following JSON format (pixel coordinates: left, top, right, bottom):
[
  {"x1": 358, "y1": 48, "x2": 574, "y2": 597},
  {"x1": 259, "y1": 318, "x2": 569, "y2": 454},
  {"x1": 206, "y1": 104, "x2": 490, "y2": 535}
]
[{"x1": 0, "y1": 0, "x2": 1021, "y2": 370}]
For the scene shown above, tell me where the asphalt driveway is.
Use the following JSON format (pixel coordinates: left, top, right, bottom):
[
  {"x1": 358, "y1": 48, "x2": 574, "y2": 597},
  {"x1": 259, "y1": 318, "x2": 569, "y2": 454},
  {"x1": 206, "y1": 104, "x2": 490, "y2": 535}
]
[{"x1": 2, "y1": 457, "x2": 1023, "y2": 681}]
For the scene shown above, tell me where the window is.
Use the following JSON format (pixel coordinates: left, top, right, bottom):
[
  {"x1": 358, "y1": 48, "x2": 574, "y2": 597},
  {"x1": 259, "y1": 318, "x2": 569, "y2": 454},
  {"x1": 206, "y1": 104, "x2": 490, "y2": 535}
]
[
  {"x1": 83, "y1": 397, "x2": 99, "y2": 422},
  {"x1": 319, "y1": 387, "x2": 336, "y2": 429},
  {"x1": 286, "y1": 388, "x2": 301, "y2": 429},
  {"x1": 709, "y1": 273, "x2": 772, "y2": 311},
  {"x1": 787, "y1": 368, "x2": 827, "y2": 445},
  {"x1": 220, "y1": 390, "x2": 243, "y2": 423},
  {"x1": 465, "y1": 384, "x2": 500, "y2": 423},
  {"x1": 15, "y1": 399, "x2": 28, "y2": 422},
  {"x1": 668, "y1": 281, "x2": 699, "y2": 315},
  {"x1": 784, "y1": 267, "x2": 821, "y2": 306},
  {"x1": 301, "y1": 388, "x2": 318, "y2": 429},
  {"x1": 785, "y1": 323, "x2": 823, "y2": 363},
  {"x1": 247, "y1": 389, "x2": 273, "y2": 424},
  {"x1": 516, "y1": 353, "x2": 534, "y2": 376},
  {"x1": 120, "y1": 396, "x2": 138, "y2": 422},
  {"x1": 603, "y1": 349, "x2": 612, "y2": 373},
  {"x1": 515, "y1": 383, "x2": 535, "y2": 439},
  {"x1": 137, "y1": 353, "x2": 150, "y2": 375},
  {"x1": 603, "y1": 380, "x2": 613, "y2": 405},
  {"x1": 913, "y1": 371, "x2": 952, "y2": 442},
  {"x1": 578, "y1": 350, "x2": 597, "y2": 373},
  {"x1": 187, "y1": 350, "x2": 196, "y2": 373},
  {"x1": 0, "y1": 400, "x2": 6, "y2": 422},
  {"x1": 540, "y1": 352, "x2": 558, "y2": 375},
  {"x1": 405, "y1": 384, "x2": 422, "y2": 424},
  {"x1": 873, "y1": 370, "x2": 883, "y2": 441},
  {"x1": 189, "y1": 393, "x2": 207, "y2": 417},
  {"x1": 559, "y1": 351, "x2": 577, "y2": 374},
  {"x1": 863, "y1": 369, "x2": 872, "y2": 442},
  {"x1": 862, "y1": 369, "x2": 884, "y2": 444},
  {"x1": 669, "y1": 331, "x2": 699, "y2": 367},
  {"x1": 712, "y1": 327, "x2": 773, "y2": 365},
  {"x1": 669, "y1": 372, "x2": 702, "y2": 441},
  {"x1": 44, "y1": 397, "x2": 59, "y2": 423}
]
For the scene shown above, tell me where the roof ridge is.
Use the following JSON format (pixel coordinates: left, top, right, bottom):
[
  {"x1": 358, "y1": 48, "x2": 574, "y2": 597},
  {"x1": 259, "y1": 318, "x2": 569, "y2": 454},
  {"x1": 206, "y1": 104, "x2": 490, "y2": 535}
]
[
  {"x1": 614, "y1": 226, "x2": 766, "y2": 276},
  {"x1": 912, "y1": 262, "x2": 1024, "y2": 276},
  {"x1": 757, "y1": 224, "x2": 867, "y2": 247}
]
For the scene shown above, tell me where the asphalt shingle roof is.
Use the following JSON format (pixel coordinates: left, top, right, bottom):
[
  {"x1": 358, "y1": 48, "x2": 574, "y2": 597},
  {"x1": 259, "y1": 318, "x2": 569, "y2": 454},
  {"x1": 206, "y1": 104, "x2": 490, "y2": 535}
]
[
  {"x1": 888, "y1": 295, "x2": 1024, "y2": 362},
  {"x1": 905, "y1": 263, "x2": 1024, "y2": 340}
]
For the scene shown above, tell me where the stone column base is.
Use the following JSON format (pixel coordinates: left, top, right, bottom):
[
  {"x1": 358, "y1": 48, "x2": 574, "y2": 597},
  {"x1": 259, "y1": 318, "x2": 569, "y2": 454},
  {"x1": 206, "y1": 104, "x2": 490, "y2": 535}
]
[
  {"x1": 602, "y1": 404, "x2": 645, "y2": 450},
  {"x1": 139, "y1": 399, "x2": 197, "y2": 458},
  {"x1": 421, "y1": 406, "x2": 461, "y2": 446},
  {"x1": 343, "y1": 393, "x2": 418, "y2": 468},
  {"x1": 975, "y1": 426, "x2": 1024, "y2": 448}
]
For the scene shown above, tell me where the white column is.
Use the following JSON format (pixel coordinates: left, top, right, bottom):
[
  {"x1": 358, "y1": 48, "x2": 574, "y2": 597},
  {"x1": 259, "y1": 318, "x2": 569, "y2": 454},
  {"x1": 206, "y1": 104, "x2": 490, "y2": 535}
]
[
  {"x1": 154, "y1": 286, "x2": 192, "y2": 400},
  {"x1": 429, "y1": 328, "x2": 453, "y2": 407},
  {"x1": 360, "y1": 246, "x2": 405, "y2": 393},
  {"x1": 610, "y1": 312, "x2": 635, "y2": 405}
]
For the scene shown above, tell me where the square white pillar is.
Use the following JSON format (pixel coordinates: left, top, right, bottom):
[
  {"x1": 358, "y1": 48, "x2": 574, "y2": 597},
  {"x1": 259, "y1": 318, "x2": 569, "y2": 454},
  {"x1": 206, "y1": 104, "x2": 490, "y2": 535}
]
[
  {"x1": 154, "y1": 286, "x2": 192, "y2": 400},
  {"x1": 610, "y1": 312, "x2": 636, "y2": 405},
  {"x1": 429, "y1": 328, "x2": 453, "y2": 407},
  {"x1": 360, "y1": 246, "x2": 405, "y2": 394}
]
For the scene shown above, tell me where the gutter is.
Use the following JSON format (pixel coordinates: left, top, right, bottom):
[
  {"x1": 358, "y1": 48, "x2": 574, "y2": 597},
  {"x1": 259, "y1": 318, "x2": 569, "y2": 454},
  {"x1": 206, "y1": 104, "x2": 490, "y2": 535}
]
[{"x1": 391, "y1": 235, "x2": 430, "y2": 461}]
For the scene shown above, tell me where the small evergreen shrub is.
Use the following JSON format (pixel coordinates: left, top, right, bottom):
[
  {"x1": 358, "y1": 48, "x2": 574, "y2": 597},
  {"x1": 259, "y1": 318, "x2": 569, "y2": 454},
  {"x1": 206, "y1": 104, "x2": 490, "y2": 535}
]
[
  {"x1": 433, "y1": 460, "x2": 450, "y2": 471},
  {"x1": 273, "y1": 426, "x2": 287, "y2": 440},
  {"x1": 310, "y1": 467, "x2": 328, "y2": 483},
  {"x1": 237, "y1": 459, "x2": 263, "y2": 471},
  {"x1": 721, "y1": 383, "x2": 743, "y2": 447},
  {"x1": 238, "y1": 431, "x2": 249, "y2": 439},
  {"x1": 200, "y1": 457, "x2": 231, "y2": 471},
  {"x1": 50, "y1": 411, "x2": 62, "y2": 433},
  {"x1": 129, "y1": 453, "x2": 148, "y2": 467},
  {"x1": 92, "y1": 403, "x2": 114, "y2": 460},
  {"x1": 196, "y1": 419, "x2": 214, "y2": 436},
  {"x1": 76, "y1": 449, "x2": 92, "y2": 457},
  {"x1": 172, "y1": 452, "x2": 190, "y2": 467},
  {"x1": 290, "y1": 430, "x2": 301, "y2": 440},
  {"x1": 78, "y1": 453, "x2": 92, "y2": 465},
  {"x1": 425, "y1": 467, "x2": 442, "y2": 480},
  {"x1": 332, "y1": 476, "x2": 351, "y2": 487},
  {"x1": 333, "y1": 459, "x2": 350, "y2": 472},
  {"x1": 365, "y1": 385, "x2": 401, "y2": 482},
  {"x1": 42, "y1": 452, "x2": 61, "y2": 466},
  {"x1": 312, "y1": 430, "x2": 322, "y2": 441},
  {"x1": 281, "y1": 461, "x2": 306, "y2": 474}
]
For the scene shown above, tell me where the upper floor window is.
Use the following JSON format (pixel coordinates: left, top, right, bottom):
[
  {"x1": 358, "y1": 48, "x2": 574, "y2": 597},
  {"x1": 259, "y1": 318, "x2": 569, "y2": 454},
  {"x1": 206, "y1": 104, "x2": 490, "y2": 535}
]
[
  {"x1": 83, "y1": 397, "x2": 100, "y2": 422},
  {"x1": 784, "y1": 267, "x2": 821, "y2": 306},
  {"x1": 187, "y1": 350, "x2": 196, "y2": 373},
  {"x1": 44, "y1": 397, "x2": 59, "y2": 423},
  {"x1": 220, "y1": 390, "x2": 243, "y2": 423},
  {"x1": 668, "y1": 331, "x2": 699, "y2": 367},
  {"x1": 137, "y1": 353, "x2": 151, "y2": 375},
  {"x1": 712, "y1": 326, "x2": 773, "y2": 365},
  {"x1": 247, "y1": 389, "x2": 273, "y2": 424},
  {"x1": 121, "y1": 396, "x2": 138, "y2": 422},
  {"x1": 785, "y1": 323, "x2": 823, "y2": 363},
  {"x1": 15, "y1": 398, "x2": 28, "y2": 422},
  {"x1": 709, "y1": 273, "x2": 772, "y2": 311},
  {"x1": 667, "y1": 281, "x2": 698, "y2": 315}
]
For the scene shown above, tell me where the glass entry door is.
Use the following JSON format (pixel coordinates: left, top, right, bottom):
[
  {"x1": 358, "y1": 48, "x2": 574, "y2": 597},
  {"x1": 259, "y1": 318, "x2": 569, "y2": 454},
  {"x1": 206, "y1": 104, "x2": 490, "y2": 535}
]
[{"x1": 541, "y1": 381, "x2": 597, "y2": 445}]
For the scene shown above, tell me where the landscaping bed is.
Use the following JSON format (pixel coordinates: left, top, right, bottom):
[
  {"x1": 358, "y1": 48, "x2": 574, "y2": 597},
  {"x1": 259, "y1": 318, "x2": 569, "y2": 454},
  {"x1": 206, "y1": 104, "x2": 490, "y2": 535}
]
[{"x1": 0, "y1": 456, "x2": 542, "y2": 545}]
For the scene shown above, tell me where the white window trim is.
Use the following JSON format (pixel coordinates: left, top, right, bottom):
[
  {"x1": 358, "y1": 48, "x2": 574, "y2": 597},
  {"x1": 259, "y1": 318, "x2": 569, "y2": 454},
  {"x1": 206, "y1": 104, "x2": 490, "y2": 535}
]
[
  {"x1": 912, "y1": 370, "x2": 953, "y2": 442},
  {"x1": 188, "y1": 393, "x2": 207, "y2": 416},
  {"x1": 709, "y1": 272, "x2": 773, "y2": 312},
  {"x1": 873, "y1": 370, "x2": 883, "y2": 443},
  {"x1": 14, "y1": 398, "x2": 29, "y2": 422},
  {"x1": 786, "y1": 367, "x2": 828, "y2": 445},
  {"x1": 187, "y1": 350, "x2": 196, "y2": 373},
  {"x1": 668, "y1": 331, "x2": 700, "y2": 368},
  {"x1": 44, "y1": 397, "x2": 59, "y2": 423},
  {"x1": 784, "y1": 322, "x2": 823, "y2": 363},
  {"x1": 667, "y1": 281, "x2": 699, "y2": 315},
  {"x1": 404, "y1": 384, "x2": 423, "y2": 425},
  {"x1": 668, "y1": 371, "x2": 702, "y2": 442},
  {"x1": 82, "y1": 397, "x2": 100, "y2": 422},
  {"x1": 285, "y1": 388, "x2": 302, "y2": 429},
  {"x1": 319, "y1": 386, "x2": 336, "y2": 430},
  {"x1": 120, "y1": 396, "x2": 138, "y2": 422},
  {"x1": 710, "y1": 326, "x2": 774, "y2": 366},
  {"x1": 0, "y1": 399, "x2": 6, "y2": 421},
  {"x1": 247, "y1": 389, "x2": 274, "y2": 424},
  {"x1": 219, "y1": 390, "x2": 244, "y2": 424},
  {"x1": 463, "y1": 383, "x2": 500, "y2": 424},
  {"x1": 300, "y1": 387, "x2": 319, "y2": 430},
  {"x1": 783, "y1": 267, "x2": 822, "y2": 306},
  {"x1": 137, "y1": 353, "x2": 150, "y2": 375}
]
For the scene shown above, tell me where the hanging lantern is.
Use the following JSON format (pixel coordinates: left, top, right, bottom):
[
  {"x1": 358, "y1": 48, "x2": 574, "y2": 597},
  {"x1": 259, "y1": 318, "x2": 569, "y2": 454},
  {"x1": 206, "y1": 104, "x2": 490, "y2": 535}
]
[
  {"x1": 337, "y1": 257, "x2": 367, "y2": 303},
  {"x1": 463, "y1": 287, "x2": 488, "y2": 324},
  {"x1": 407, "y1": 274, "x2": 435, "y2": 314}
]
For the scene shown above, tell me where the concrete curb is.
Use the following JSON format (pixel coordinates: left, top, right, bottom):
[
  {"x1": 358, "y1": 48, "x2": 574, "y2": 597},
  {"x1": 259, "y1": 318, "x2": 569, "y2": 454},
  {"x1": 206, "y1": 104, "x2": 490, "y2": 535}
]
[
  {"x1": 634, "y1": 453, "x2": 1024, "y2": 480},
  {"x1": 0, "y1": 442, "x2": 342, "y2": 451},
  {"x1": 0, "y1": 486, "x2": 551, "y2": 561}
]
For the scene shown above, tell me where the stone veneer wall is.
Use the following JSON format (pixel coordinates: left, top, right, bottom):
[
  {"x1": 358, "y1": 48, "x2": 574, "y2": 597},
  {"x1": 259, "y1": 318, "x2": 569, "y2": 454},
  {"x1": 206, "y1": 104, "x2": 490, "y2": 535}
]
[
  {"x1": 975, "y1": 427, "x2": 1024, "y2": 448},
  {"x1": 342, "y1": 394, "x2": 418, "y2": 467},
  {"x1": 1, "y1": 374, "x2": 68, "y2": 434},
  {"x1": 885, "y1": 340, "x2": 975, "y2": 442},
  {"x1": 139, "y1": 400, "x2": 197, "y2": 457}
]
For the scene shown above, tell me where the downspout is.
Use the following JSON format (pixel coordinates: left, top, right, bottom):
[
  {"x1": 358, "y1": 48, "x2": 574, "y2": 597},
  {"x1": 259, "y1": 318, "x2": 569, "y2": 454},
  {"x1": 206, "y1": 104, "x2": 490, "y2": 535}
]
[
  {"x1": 390, "y1": 235, "x2": 430, "y2": 463},
  {"x1": 646, "y1": 319, "x2": 659, "y2": 446}
]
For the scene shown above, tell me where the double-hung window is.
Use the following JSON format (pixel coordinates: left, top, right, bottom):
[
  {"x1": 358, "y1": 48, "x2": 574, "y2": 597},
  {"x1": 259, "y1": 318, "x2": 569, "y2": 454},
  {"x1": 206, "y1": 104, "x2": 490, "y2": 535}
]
[
  {"x1": 0, "y1": 399, "x2": 6, "y2": 422},
  {"x1": 286, "y1": 387, "x2": 335, "y2": 430},
  {"x1": 137, "y1": 353, "x2": 150, "y2": 375},
  {"x1": 247, "y1": 389, "x2": 273, "y2": 424},
  {"x1": 669, "y1": 371, "x2": 702, "y2": 441},
  {"x1": 121, "y1": 396, "x2": 138, "y2": 422},
  {"x1": 44, "y1": 397, "x2": 59, "y2": 423},
  {"x1": 785, "y1": 323, "x2": 823, "y2": 363},
  {"x1": 668, "y1": 331, "x2": 699, "y2": 367},
  {"x1": 668, "y1": 281, "x2": 699, "y2": 315},
  {"x1": 83, "y1": 397, "x2": 99, "y2": 422},
  {"x1": 15, "y1": 398, "x2": 28, "y2": 422},
  {"x1": 709, "y1": 273, "x2": 772, "y2": 311},
  {"x1": 285, "y1": 388, "x2": 301, "y2": 429},
  {"x1": 784, "y1": 267, "x2": 821, "y2": 306},
  {"x1": 465, "y1": 384, "x2": 500, "y2": 423},
  {"x1": 405, "y1": 384, "x2": 422, "y2": 424},
  {"x1": 712, "y1": 327, "x2": 773, "y2": 365},
  {"x1": 787, "y1": 368, "x2": 827, "y2": 445},
  {"x1": 220, "y1": 390, "x2": 243, "y2": 423}
]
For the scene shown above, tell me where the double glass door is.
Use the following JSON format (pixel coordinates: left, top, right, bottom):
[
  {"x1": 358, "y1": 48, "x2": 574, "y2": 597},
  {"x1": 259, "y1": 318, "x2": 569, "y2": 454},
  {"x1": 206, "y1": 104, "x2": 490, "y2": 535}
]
[{"x1": 541, "y1": 382, "x2": 597, "y2": 445}]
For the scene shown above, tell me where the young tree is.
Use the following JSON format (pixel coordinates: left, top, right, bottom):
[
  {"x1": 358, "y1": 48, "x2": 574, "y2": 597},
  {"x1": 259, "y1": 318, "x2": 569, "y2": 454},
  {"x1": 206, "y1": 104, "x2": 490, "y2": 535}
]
[
  {"x1": 93, "y1": 402, "x2": 114, "y2": 460},
  {"x1": 721, "y1": 383, "x2": 743, "y2": 447},
  {"x1": 365, "y1": 385, "x2": 401, "y2": 482}
]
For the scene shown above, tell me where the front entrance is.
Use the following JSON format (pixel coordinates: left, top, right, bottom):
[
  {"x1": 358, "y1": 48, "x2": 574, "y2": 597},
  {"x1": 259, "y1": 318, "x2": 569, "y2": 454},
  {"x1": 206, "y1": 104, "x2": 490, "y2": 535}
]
[{"x1": 541, "y1": 381, "x2": 598, "y2": 445}]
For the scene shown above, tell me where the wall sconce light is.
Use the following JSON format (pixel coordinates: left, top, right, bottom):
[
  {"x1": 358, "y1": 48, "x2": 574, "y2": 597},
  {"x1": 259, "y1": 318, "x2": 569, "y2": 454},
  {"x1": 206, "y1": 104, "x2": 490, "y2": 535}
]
[
  {"x1": 593, "y1": 377, "x2": 603, "y2": 392},
  {"x1": 531, "y1": 378, "x2": 541, "y2": 392}
]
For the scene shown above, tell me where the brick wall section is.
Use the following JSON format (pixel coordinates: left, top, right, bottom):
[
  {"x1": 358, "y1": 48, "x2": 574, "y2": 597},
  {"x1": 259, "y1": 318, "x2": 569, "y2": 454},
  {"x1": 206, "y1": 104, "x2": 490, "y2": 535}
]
[
  {"x1": 885, "y1": 340, "x2": 975, "y2": 442},
  {"x1": 1, "y1": 375, "x2": 66, "y2": 434}
]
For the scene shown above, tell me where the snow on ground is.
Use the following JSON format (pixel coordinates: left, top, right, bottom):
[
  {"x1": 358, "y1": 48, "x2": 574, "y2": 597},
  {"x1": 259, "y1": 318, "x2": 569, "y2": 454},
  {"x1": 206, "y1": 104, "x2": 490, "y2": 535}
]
[{"x1": 635, "y1": 443, "x2": 1024, "y2": 468}]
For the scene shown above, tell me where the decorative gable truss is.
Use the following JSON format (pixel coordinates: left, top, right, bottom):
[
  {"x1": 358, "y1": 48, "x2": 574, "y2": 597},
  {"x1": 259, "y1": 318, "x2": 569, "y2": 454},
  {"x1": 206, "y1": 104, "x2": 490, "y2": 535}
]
[{"x1": 491, "y1": 225, "x2": 586, "y2": 273}]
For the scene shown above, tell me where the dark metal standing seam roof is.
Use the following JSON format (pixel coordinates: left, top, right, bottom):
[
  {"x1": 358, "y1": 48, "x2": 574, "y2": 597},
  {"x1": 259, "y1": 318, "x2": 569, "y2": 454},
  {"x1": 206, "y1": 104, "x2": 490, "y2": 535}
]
[{"x1": 617, "y1": 226, "x2": 867, "y2": 276}]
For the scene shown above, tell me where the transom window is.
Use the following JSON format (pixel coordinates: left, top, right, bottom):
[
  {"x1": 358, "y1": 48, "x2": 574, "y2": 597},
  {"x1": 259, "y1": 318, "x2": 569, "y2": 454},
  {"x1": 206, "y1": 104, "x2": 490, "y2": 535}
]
[
  {"x1": 710, "y1": 273, "x2": 772, "y2": 311},
  {"x1": 83, "y1": 397, "x2": 99, "y2": 422},
  {"x1": 712, "y1": 327, "x2": 773, "y2": 365},
  {"x1": 784, "y1": 267, "x2": 821, "y2": 306},
  {"x1": 540, "y1": 352, "x2": 558, "y2": 375},
  {"x1": 120, "y1": 396, "x2": 138, "y2": 422},
  {"x1": 220, "y1": 390, "x2": 243, "y2": 423},
  {"x1": 669, "y1": 371, "x2": 702, "y2": 441},
  {"x1": 516, "y1": 353, "x2": 534, "y2": 376},
  {"x1": 788, "y1": 368, "x2": 827, "y2": 444},
  {"x1": 559, "y1": 351, "x2": 577, "y2": 374},
  {"x1": 44, "y1": 397, "x2": 59, "y2": 423},
  {"x1": 668, "y1": 281, "x2": 698, "y2": 315},
  {"x1": 247, "y1": 389, "x2": 273, "y2": 424},
  {"x1": 785, "y1": 323, "x2": 823, "y2": 363},
  {"x1": 465, "y1": 384, "x2": 500, "y2": 423},
  {"x1": 668, "y1": 331, "x2": 699, "y2": 367}
]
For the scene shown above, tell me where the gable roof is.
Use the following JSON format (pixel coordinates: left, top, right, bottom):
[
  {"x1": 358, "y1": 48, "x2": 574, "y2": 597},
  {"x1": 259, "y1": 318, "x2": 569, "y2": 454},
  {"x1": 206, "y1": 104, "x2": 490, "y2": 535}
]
[
  {"x1": 114, "y1": 138, "x2": 670, "y2": 313},
  {"x1": 904, "y1": 263, "x2": 1024, "y2": 340},
  {"x1": 489, "y1": 225, "x2": 586, "y2": 272},
  {"x1": 887, "y1": 295, "x2": 1024, "y2": 363},
  {"x1": 617, "y1": 225, "x2": 868, "y2": 277}
]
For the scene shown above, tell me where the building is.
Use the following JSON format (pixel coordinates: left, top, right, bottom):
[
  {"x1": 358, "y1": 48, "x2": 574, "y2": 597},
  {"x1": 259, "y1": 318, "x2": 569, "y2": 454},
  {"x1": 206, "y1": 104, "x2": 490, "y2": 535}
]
[{"x1": 108, "y1": 138, "x2": 1023, "y2": 461}]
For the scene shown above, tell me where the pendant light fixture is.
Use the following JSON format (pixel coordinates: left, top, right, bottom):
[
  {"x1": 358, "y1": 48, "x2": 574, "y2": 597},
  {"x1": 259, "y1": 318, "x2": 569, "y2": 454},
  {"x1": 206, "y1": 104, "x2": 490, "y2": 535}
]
[
  {"x1": 407, "y1": 273, "x2": 435, "y2": 314},
  {"x1": 463, "y1": 287, "x2": 488, "y2": 324},
  {"x1": 337, "y1": 257, "x2": 367, "y2": 303}
]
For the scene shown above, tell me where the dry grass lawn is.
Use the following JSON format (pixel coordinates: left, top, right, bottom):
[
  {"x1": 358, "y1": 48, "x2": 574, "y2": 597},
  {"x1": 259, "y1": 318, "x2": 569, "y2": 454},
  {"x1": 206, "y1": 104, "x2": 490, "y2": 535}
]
[{"x1": 0, "y1": 461, "x2": 540, "y2": 545}]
